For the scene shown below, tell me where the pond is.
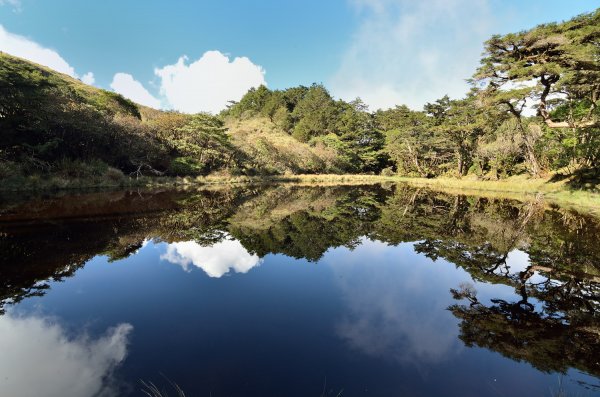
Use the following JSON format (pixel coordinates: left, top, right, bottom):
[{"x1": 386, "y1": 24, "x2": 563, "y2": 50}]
[{"x1": 0, "y1": 184, "x2": 599, "y2": 397}]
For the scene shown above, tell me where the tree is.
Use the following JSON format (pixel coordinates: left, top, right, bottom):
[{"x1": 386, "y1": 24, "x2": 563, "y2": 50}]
[
  {"x1": 472, "y1": 10, "x2": 600, "y2": 172},
  {"x1": 376, "y1": 105, "x2": 443, "y2": 176},
  {"x1": 224, "y1": 85, "x2": 272, "y2": 118},
  {"x1": 170, "y1": 113, "x2": 234, "y2": 175},
  {"x1": 291, "y1": 84, "x2": 337, "y2": 142},
  {"x1": 334, "y1": 98, "x2": 388, "y2": 172},
  {"x1": 475, "y1": 11, "x2": 600, "y2": 129},
  {"x1": 430, "y1": 97, "x2": 486, "y2": 176},
  {"x1": 423, "y1": 95, "x2": 451, "y2": 125}
]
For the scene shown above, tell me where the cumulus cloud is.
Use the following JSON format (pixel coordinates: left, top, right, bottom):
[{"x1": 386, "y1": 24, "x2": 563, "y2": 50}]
[
  {"x1": 155, "y1": 50, "x2": 266, "y2": 114},
  {"x1": 81, "y1": 71, "x2": 95, "y2": 85},
  {"x1": 161, "y1": 239, "x2": 262, "y2": 278},
  {"x1": 110, "y1": 72, "x2": 161, "y2": 108},
  {"x1": 0, "y1": 25, "x2": 95, "y2": 84},
  {"x1": 0, "y1": 25, "x2": 76, "y2": 77},
  {"x1": 0, "y1": 313, "x2": 133, "y2": 397},
  {"x1": 330, "y1": 0, "x2": 494, "y2": 110},
  {"x1": 0, "y1": 25, "x2": 263, "y2": 112}
]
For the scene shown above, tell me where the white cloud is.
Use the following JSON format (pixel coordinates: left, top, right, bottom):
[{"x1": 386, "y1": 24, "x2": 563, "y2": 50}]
[
  {"x1": 155, "y1": 50, "x2": 266, "y2": 114},
  {"x1": 0, "y1": 313, "x2": 133, "y2": 397},
  {"x1": 110, "y1": 72, "x2": 161, "y2": 108},
  {"x1": 161, "y1": 239, "x2": 262, "y2": 278},
  {"x1": 81, "y1": 71, "x2": 95, "y2": 85},
  {"x1": 0, "y1": 25, "x2": 76, "y2": 77},
  {"x1": 0, "y1": 25, "x2": 263, "y2": 112},
  {"x1": 0, "y1": 25, "x2": 95, "y2": 83},
  {"x1": 330, "y1": 0, "x2": 493, "y2": 110}
]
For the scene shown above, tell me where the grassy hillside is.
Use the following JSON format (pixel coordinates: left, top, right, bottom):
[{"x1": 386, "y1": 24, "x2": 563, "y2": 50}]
[
  {"x1": 225, "y1": 117, "x2": 342, "y2": 175},
  {"x1": 0, "y1": 52, "x2": 174, "y2": 189},
  {"x1": 0, "y1": 53, "x2": 351, "y2": 191},
  {"x1": 2, "y1": 4, "x2": 599, "y2": 197}
]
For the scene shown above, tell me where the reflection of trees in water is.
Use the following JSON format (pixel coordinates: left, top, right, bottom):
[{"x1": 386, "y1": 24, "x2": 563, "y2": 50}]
[
  {"x1": 228, "y1": 185, "x2": 389, "y2": 261},
  {"x1": 438, "y1": 199, "x2": 600, "y2": 378},
  {"x1": 449, "y1": 279, "x2": 600, "y2": 378},
  {"x1": 395, "y1": 191, "x2": 600, "y2": 378},
  {"x1": 0, "y1": 187, "x2": 253, "y2": 313},
  {"x1": 1, "y1": 183, "x2": 600, "y2": 378}
]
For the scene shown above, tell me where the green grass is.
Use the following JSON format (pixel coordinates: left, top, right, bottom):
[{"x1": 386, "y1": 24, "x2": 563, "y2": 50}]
[{"x1": 394, "y1": 174, "x2": 600, "y2": 214}]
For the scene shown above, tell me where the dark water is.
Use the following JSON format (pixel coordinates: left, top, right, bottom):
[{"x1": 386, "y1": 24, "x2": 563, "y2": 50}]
[{"x1": 1, "y1": 184, "x2": 599, "y2": 397}]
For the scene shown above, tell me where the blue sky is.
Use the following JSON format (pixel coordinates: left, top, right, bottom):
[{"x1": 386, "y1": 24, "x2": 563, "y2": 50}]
[{"x1": 0, "y1": 0, "x2": 597, "y2": 112}]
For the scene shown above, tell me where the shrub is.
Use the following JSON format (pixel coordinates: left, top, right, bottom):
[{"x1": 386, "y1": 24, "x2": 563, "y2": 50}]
[
  {"x1": 169, "y1": 157, "x2": 205, "y2": 176},
  {"x1": 381, "y1": 167, "x2": 395, "y2": 177},
  {"x1": 104, "y1": 167, "x2": 125, "y2": 182},
  {"x1": 55, "y1": 158, "x2": 108, "y2": 178}
]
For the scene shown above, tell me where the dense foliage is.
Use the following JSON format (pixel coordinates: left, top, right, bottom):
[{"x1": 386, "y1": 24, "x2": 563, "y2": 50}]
[
  {"x1": 0, "y1": 53, "x2": 237, "y2": 184},
  {"x1": 224, "y1": 84, "x2": 389, "y2": 173},
  {"x1": 1, "y1": 9, "x2": 598, "y2": 186},
  {"x1": 225, "y1": 10, "x2": 599, "y2": 179}
]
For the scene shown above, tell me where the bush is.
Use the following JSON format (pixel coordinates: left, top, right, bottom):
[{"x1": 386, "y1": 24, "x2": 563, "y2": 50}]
[
  {"x1": 380, "y1": 167, "x2": 395, "y2": 177},
  {"x1": 169, "y1": 157, "x2": 205, "y2": 176},
  {"x1": 55, "y1": 158, "x2": 108, "y2": 178},
  {"x1": 104, "y1": 167, "x2": 125, "y2": 182},
  {"x1": 0, "y1": 161, "x2": 22, "y2": 179}
]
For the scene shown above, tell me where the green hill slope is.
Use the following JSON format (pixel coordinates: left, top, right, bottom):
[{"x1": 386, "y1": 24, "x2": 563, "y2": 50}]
[
  {"x1": 226, "y1": 117, "x2": 342, "y2": 175},
  {"x1": 0, "y1": 52, "x2": 175, "y2": 187},
  {"x1": 0, "y1": 53, "x2": 350, "y2": 190}
]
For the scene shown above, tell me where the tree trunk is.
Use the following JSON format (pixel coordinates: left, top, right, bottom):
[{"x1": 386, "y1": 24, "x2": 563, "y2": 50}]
[{"x1": 523, "y1": 124, "x2": 543, "y2": 177}]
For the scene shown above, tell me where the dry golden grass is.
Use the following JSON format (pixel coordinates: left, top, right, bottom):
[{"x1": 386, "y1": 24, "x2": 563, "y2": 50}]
[
  {"x1": 225, "y1": 117, "x2": 338, "y2": 174},
  {"x1": 394, "y1": 174, "x2": 600, "y2": 215},
  {"x1": 185, "y1": 173, "x2": 600, "y2": 215},
  {"x1": 192, "y1": 173, "x2": 397, "y2": 186}
]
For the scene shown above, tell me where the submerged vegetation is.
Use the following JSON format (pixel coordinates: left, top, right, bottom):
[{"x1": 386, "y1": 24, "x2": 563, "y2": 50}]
[{"x1": 1, "y1": 10, "x2": 598, "y2": 192}]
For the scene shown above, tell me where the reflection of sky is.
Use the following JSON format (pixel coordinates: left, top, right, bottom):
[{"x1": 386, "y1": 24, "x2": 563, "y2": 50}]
[
  {"x1": 506, "y1": 250, "x2": 548, "y2": 285},
  {"x1": 161, "y1": 238, "x2": 262, "y2": 278},
  {"x1": 0, "y1": 313, "x2": 132, "y2": 397},
  {"x1": 5, "y1": 235, "x2": 597, "y2": 397},
  {"x1": 322, "y1": 239, "x2": 467, "y2": 365},
  {"x1": 465, "y1": 249, "x2": 557, "y2": 313}
]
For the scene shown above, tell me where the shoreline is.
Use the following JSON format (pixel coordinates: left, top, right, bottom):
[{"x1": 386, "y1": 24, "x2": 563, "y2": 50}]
[{"x1": 2, "y1": 173, "x2": 598, "y2": 214}]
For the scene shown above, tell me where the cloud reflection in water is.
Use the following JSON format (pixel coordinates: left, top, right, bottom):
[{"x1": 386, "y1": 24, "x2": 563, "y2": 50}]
[
  {"x1": 0, "y1": 313, "x2": 133, "y2": 397},
  {"x1": 161, "y1": 238, "x2": 262, "y2": 278},
  {"x1": 328, "y1": 239, "x2": 464, "y2": 365}
]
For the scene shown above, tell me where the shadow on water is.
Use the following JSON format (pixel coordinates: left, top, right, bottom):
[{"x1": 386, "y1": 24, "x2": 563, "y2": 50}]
[{"x1": 1, "y1": 183, "x2": 599, "y2": 394}]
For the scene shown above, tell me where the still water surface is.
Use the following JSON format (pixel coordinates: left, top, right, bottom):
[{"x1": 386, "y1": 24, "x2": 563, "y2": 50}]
[{"x1": 1, "y1": 184, "x2": 599, "y2": 397}]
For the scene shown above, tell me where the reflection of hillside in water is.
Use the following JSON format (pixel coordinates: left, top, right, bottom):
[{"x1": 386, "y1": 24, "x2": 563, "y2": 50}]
[{"x1": 1, "y1": 184, "x2": 599, "y2": 378}]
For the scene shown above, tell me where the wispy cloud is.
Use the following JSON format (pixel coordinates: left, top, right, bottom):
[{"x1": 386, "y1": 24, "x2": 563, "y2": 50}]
[
  {"x1": 0, "y1": 0, "x2": 21, "y2": 13},
  {"x1": 330, "y1": 0, "x2": 494, "y2": 110},
  {"x1": 327, "y1": 239, "x2": 464, "y2": 364}
]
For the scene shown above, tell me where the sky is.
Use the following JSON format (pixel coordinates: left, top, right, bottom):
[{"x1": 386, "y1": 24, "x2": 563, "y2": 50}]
[{"x1": 0, "y1": 0, "x2": 597, "y2": 113}]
